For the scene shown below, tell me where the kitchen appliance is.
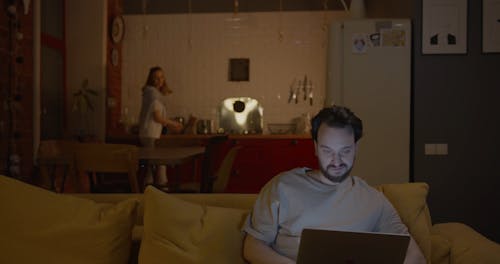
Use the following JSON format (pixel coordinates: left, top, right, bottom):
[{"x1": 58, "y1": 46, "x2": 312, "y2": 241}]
[
  {"x1": 326, "y1": 19, "x2": 411, "y2": 185},
  {"x1": 218, "y1": 97, "x2": 263, "y2": 134}
]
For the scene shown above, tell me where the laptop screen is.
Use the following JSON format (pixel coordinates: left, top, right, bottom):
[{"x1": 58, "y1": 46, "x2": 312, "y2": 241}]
[{"x1": 296, "y1": 228, "x2": 410, "y2": 264}]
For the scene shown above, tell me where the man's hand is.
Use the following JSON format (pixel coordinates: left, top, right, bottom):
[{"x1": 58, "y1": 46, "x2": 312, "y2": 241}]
[{"x1": 243, "y1": 234, "x2": 295, "y2": 264}]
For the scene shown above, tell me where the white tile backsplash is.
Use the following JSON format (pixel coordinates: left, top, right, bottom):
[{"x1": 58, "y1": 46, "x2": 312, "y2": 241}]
[{"x1": 122, "y1": 11, "x2": 348, "y2": 130}]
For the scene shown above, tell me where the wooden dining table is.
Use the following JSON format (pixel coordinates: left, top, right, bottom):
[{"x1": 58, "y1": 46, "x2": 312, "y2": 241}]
[{"x1": 138, "y1": 146, "x2": 206, "y2": 192}]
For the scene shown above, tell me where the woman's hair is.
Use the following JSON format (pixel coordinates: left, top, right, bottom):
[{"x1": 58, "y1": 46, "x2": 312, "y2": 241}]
[
  {"x1": 145, "y1": 66, "x2": 163, "y2": 87},
  {"x1": 310, "y1": 105, "x2": 363, "y2": 142}
]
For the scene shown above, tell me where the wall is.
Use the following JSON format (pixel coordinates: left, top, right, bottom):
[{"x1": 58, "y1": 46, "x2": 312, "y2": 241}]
[
  {"x1": 66, "y1": 0, "x2": 107, "y2": 140},
  {"x1": 121, "y1": 11, "x2": 349, "y2": 131},
  {"x1": 412, "y1": 1, "x2": 500, "y2": 242},
  {"x1": 365, "y1": 0, "x2": 412, "y2": 18}
]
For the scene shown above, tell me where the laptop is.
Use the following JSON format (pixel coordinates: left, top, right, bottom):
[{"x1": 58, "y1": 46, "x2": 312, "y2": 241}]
[{"x1": 296, "y1": 228, "x2": 410, "y2": 264}]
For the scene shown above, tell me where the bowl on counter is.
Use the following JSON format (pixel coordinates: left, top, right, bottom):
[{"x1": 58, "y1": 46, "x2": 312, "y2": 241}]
[{"x1": 267, "y1": 123, "x2": 297, "y2": 134}]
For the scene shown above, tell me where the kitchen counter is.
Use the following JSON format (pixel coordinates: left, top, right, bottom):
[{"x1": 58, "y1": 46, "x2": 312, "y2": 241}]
[
  {"x1": 106, "y1": 133, "x2": 312, "y2": 144},
  {"x1": 228, "y1": 133, "x2": 311, "y2": 140},
  {"x1": 160, "y1": 133, "x2": 312, "y2": 139}
]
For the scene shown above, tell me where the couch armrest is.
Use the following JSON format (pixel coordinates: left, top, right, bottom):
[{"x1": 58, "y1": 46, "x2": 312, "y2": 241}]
[
  {"x1": 430, "y1": 233, "x2": 451, "y2": 264},
  {"x1": 431, "y1": 223, "x2": 500, "y2": 264}
]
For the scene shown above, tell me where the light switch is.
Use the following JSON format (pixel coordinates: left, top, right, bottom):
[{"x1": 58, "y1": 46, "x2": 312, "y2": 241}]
[
  {"x1": 436, "y1": 143, "x2": 448, "y2": 155},
  {"x1": 424, "y1": 144, "x2": 436, "y2": 155}
]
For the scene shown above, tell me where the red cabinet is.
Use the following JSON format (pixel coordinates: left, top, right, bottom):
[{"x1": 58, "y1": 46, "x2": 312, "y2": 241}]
[
  {"x1": 106, "y1": 134, "x2": 318, "y2": 193},
  {"x1": 224, "y1": 137, "x2": 318, "y2": 193}
]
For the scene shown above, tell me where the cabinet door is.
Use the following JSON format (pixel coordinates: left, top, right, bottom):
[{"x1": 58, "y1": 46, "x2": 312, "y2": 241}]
[
  {"x1": 269, "y1": 139, "x2": 317, "y2": 174},
  {"x1": 225, "y1": 139, "x2": 317, "y2": 193},
  {"x1": 225, "y1": 139, "x2": 270, "y2": 193}
]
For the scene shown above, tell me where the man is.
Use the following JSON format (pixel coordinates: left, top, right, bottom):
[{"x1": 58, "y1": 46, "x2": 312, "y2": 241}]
[{"x1": 242, "y1": 106, "x2": 425, "y2": 264}]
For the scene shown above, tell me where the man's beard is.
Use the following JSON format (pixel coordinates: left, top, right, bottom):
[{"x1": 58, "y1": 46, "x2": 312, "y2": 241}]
[{"x1": 320, "y1": 164, "x2": 353, "y2": 183}]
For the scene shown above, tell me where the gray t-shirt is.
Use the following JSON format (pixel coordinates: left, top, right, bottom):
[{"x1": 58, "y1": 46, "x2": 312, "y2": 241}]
[{"x1": 242, "y1": 168, "x2": 408, "y2": 260}]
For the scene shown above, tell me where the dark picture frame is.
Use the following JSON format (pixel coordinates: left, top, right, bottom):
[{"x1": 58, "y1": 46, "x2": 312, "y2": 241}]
[{"x1": 228, "y1": 58, "x2": 250, "y2": 82}]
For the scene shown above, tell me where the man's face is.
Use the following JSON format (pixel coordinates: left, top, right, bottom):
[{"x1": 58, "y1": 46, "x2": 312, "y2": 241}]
[{"x1": 314, "y1": 124, "x2": 357, "y2": 183}]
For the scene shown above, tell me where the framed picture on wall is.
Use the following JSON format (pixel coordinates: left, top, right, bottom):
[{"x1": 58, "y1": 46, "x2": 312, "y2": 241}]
[
  {"x1": 483, "y1": 0, "x2": 500, "y2": 53},
  {"x1": 422, "y1": 0, "x2": 468, "y2": 54}
]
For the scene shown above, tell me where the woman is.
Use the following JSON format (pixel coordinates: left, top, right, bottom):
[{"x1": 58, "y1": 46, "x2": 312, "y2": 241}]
[{"x1": 138, "y1": 66, "x2": 183, "y2": 190}]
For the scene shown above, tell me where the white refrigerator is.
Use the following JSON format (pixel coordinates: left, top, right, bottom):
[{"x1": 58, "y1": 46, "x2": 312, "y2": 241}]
[{"x1": 325, "y1": 19, "x2": 411, "y2": 185}]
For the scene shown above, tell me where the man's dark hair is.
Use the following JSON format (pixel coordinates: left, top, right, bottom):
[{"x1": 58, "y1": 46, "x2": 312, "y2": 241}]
[{"x1": 310, "y1": 105, "x2": 363, "y2": 142}]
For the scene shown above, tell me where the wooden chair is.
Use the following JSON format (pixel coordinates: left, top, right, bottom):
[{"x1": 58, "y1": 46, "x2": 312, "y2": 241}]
[
  {"x1": 73, "y1": 143, "x2": 140, "y2": 193},
  {"x1": 179, "y1": 145, "x2": 241, "y2": 193},
  {"x1": 152, "y1": 137, "x2": 205, "y2": 189},
  {"x1": 37, "y1": 140, "x2": 77, "y2": 192}
]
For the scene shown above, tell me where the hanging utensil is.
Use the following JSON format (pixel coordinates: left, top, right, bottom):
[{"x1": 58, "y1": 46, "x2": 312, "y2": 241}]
[
  {"x1": 309, "y1": 85, "x2": 314, "y2": 106},
  {"x1": 288, "y1": 79, "x2": 295, "y2": 103},
  {"x1": 303, "y1": 75, "x2": 308, "y2": 101},
  {"x1": 295, "y1": 80, "x2": 301, "y2": 104}
]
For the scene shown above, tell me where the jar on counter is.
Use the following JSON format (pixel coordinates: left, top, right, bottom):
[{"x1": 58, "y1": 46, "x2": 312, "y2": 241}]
[{"x1": 196, "y1": 119, "x2": 214, "y2": 134}]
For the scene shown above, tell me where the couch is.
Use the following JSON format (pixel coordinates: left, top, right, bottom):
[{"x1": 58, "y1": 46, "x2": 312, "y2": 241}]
[{"x1": 1, "y1": 175, "x2": 499, "y2": 264}]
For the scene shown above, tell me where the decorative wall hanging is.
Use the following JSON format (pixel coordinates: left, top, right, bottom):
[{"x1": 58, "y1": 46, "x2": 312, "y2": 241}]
[
  {"x1": 422, "y1": 0, "x2": 467, "y2": 54},
  {"x1": 111, "y1": 15, "x2": 125, "y2": 44}
]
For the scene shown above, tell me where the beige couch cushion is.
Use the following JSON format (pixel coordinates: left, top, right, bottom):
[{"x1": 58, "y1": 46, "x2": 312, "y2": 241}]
[
  {"x1": 139, "y1": 186, "x2": 248, "y2": 264},
  {"x1": 377, "y1": 183, "x2": 432, "y2": 263},
  {"x1": 430, "y1": 233, "x2": 451, "y2": 264},
  {"x1": 0, "y1": 175, "x2": 138, "y2": 264},
  {"x1": 432, "y1": 223, "x2": 500, "y2": 264}
]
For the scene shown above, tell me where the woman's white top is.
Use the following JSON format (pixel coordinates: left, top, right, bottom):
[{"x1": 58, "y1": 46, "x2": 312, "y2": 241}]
[{"x1": 139, "y1": 85, "x2": 166, "y2": 139}]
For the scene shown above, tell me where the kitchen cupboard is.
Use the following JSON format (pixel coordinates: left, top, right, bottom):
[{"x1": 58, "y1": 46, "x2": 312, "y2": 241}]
[
  {"x1": 106, "y1": 134, "x2": 318, "y2": 193},
  {"x1": 223, "y1": 136, "x2": 318, "y2": 193}
]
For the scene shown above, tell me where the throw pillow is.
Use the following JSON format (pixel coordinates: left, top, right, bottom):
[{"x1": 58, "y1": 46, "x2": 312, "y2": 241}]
[
  {"x1": 377, "y1": 182, "x2": 432, "y2": 263},
  {"x1": 0, "y1": 175, "x2": 138, "y2": 264},
  {"x1": 139, "y1": 186, "x2": 248, "y2": 264}
]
